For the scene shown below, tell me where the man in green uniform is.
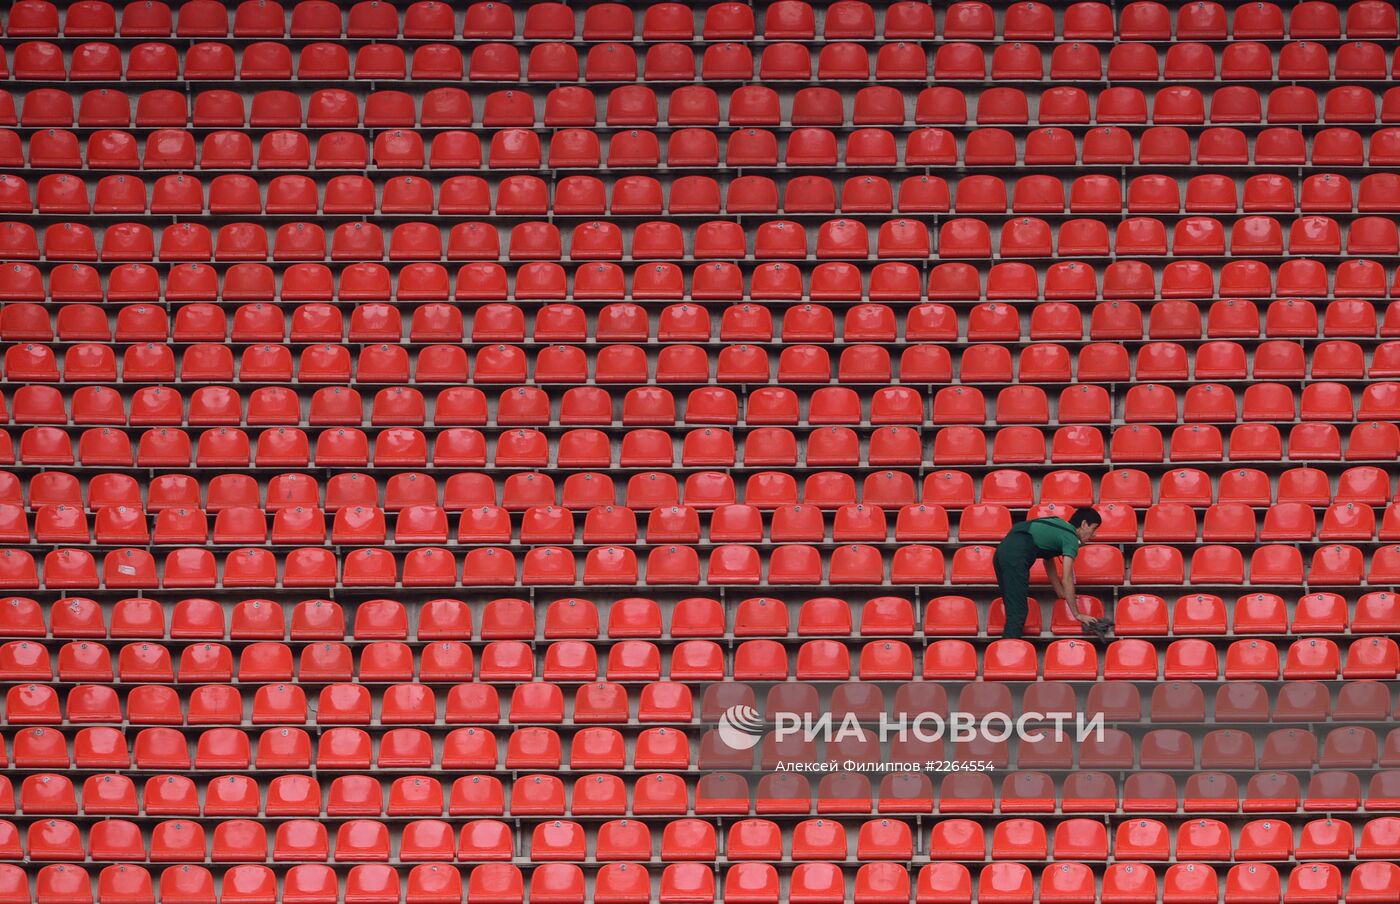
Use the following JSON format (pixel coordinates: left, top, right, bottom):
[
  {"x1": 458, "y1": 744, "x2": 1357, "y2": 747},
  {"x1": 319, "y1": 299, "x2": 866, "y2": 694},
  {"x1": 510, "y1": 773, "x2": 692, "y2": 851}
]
[{"x1": 993, "y1": 509, "x2": 1104, "y2": 640}]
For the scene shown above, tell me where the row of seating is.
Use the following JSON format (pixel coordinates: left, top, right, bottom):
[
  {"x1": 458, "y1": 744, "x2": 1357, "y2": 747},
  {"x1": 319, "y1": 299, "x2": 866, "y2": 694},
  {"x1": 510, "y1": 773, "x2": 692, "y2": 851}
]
[
  {"x1": 5, "y1": 467, "x2": 1400, "y2": 517},
  {"x1": 8, "y1": 660, "x2": 1400, "y2": 712},
  {"x1": 8, "y1": 0, "x2": 1397, "y2": 42},
  {"x1": 6, "y1": 299, "x2": 1389, "y2": 343},
  {"x1": 10, "y1": 331, "x2": 1400, "y2": 379},
  {"x1": 21, "y1": 170, "x2": 1400, "y2": 220},
  {"x1": 10, "y1": 630, "x2": 1400, "y2": 681},
  {"x1": 2, "y1": 316, "x2": 1393, "y2": 355},
  {"x1": 10, "y1": 383, "x2": 1400, "y2": 430},
  {"x1": 3, "y1": 296, "x2": 1399, "y2": 347},
  {"x1": 4, "y1": 420, "x2": 1398, "y2": 468},
  {"x1": 10, "y1": 720, "x2": 1400, "y2": 770},
  {"x1": 11, "y1": 811, "x2": 1400, "y2": 861},
  {"x1": 3, "y1": 347, "x2": 1398, "y2": 388},
  {"x1": 35, "y1": 323, "x2": 1400, "y2": 360},
  {"x1": 15, "y1": 765, "x2": 1400, "y2": 825},
  {"x1": 16, "y1": 37, "x2": 1400, "y2": 84},
  {"x1": 14, "y1": 25, "x2": 1400, "y2": 84},
  {"x1": 16, "y1": 90, "x2": 1400, "y2": 134},
  {"x1": 8, "y1": 257, "x2": 1400, "y2": 303},
  {"x1": 12, "y1": 496, "x2": 1400, "y2": 546},
  {"x1": 10, "y1": 859, "x2": 1400, "y2": 904},
  {"x1": 13, "y1": 244, "x2": 1400, "y2": 292},
  {"x1": 0, "y1": 540, "x2": 1016, "y2": 588},
  {"x1": 53, "y1": 668, "x2": 1400, "y2": 724},
  {"x1": 8, "y1": 626, "x2": 1400, "y2": 677},
  {"x1": 11, "y1": 343, "x2": 1400, "y2": 394},
  {"x1": 5, "y1": 591, "x2": 1398, "y2": 640},
  {"x1": 33, "y1": 672, "x2": 1400, "y2": 728},
  {"x1": 5, "y1": 538, "x2": 1400, "y2": 589},
  {"x1": 17, "y1": 222, "x2": 1400, "y2": 267},
  {"x1": 8, "y1": 464, "x2": 1391, "y2": 513},
  {"x1": 6, "y1": 429, "x2": 1400, "y2": 472},
  {"x1": 10, "y1": 124, "x2": 1400, "y2": 172},
  {"x1": 12, "y1": 678, "x2": 1400, "y2": 728}
]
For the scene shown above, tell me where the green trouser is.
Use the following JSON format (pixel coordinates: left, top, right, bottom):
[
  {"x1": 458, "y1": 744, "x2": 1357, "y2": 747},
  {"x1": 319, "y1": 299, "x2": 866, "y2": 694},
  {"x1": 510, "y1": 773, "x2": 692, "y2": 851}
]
[{"x1": 993, "y1": 531, "x2": 1038, "y2": 640}]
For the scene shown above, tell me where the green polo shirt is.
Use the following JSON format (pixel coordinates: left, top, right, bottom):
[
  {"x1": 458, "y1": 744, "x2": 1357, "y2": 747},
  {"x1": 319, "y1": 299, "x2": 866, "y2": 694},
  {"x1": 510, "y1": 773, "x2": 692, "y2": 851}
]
[{"x1": 1007, "y1": 516, "x2": 1082, "y2": 559}]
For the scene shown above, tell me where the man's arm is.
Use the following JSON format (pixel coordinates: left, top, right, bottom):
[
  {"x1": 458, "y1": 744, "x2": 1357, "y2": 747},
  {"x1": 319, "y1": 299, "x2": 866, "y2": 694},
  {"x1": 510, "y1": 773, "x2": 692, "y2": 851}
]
[
  {"x1": 1057, "y1": 557, "x2": 1097, "y2": 623},
  {"x1": 1046, "y1": 558, "x2": 1068, "y2": 599}
]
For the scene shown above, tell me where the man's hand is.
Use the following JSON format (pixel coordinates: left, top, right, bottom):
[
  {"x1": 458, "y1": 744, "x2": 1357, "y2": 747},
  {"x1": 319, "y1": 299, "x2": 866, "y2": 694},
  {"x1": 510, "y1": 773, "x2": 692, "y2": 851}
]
[{"x1": 1077, "y1": 613, "x2": 1113, "y2": 643}]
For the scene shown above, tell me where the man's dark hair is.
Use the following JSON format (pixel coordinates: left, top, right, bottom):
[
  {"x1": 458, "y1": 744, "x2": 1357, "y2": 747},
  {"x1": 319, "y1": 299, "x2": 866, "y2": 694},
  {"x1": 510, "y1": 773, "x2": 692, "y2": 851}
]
[{"x1": 1068, "y1": 509, "x2": 1103, "y2": 528}]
